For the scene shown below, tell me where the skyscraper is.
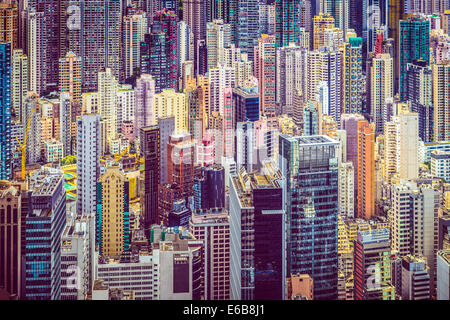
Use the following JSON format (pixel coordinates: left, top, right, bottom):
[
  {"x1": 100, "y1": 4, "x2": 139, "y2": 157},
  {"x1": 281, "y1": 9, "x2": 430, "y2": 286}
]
[
  {"x1": 0, "y1": 42, "x2": 11, "y2": 180},
  {"x1": 96, "y1": 166, "x2": 130, "y2": 257},
  {"x1": 344, "y1": 38, "x2": 363, "y2": 114},
  {"x1": 123, "y1": 11, "x2": 147, "y2": 79},
  {"x1": 134, "y1": 73, "x2": 156, "y2": 132},
  {"x1": 76, "y1": 114, "x2": 101, "y2": 216},
  {"x1": 11, "y1": 49, "x2": 27, "y2": 124},
  {"x1": 356, "y1": 120, "x2": 375, "y2": 220},
  {"x1": 313, "y1": 13, "x2": 335, "y2": 51},
  {"x1": 399, "y1": 16, "x2": 430, "y2": 101},
  {"x1": 254, "y1": 34, "x2": 276, "y2": 122},
  {"x1": 279, "y1": 134, "x2": 339, "y2": 300},
  {"x1": 275, "y1": 0, "x2": 299, "y2": 48},
  {"x1": 0, "y1": 1, "x2": 18, "y2": 50},
  {"x1": 140, "y1": 126, "x2": 160, "y2": 230},
  {"x1": 353, "y1": 228, "x2": 395, "y2": 300},
  {"x1": 371, "y1": 53, "x2": 393, "y2": 135},
  {"x1": 237, "y1": 0, "x2": 259, "y2": 61},
  {"x1": 25, "y1": 167, "x2": 66, "y2": 300},
  {"x1": 432, "y1": 61, "x2": 450, "y2": 142},
  {"x1": 58, "y1": 51, "x2": 82, "y2": 101}
]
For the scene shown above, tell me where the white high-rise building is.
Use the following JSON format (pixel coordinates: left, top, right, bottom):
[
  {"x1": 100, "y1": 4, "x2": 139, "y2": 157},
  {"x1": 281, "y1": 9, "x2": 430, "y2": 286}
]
[
  {"x1": 76, "y1": 114, "x2": 101, "y2": 216},
  {"x1": 371, "y1": 53, "x2": 393, "y2": 135},
  {"x1": 135, "y1": 74, "x2": 156, "y2": 132},
  {"x1": 98, "y1": 68, "x2": 119, "y2": 150},
  {"x1": 11, "y1": 49, "x2": 28, "y2": 124},
  {"x1": 123, "y1": 12, "x2": 147, "y2": 79},
  {"x1": 437, "y1": 250, "x2": 450, "y2": 300},
  {"x1": 220, "y1": 44, "x2": 253, "y2": 87},
  {"x1": 206, "y1": 19, "x2": 232, "y2": 70},
  {"x1": 117, "y1": 84, "x2": 135, "y2": 133},
  {"x1": 401, "y1": 255, "x2": 431, "y2": 300},
  {"x1": 209, "y1": 63, "x2": 235, "y2": 115},
  {"x1": 338, "y1": 162, "x2": 354, "y2": 218},
  {"x1": 399, "y1": 111, "x2": 419, "y2": 180},
  {"x1": 60, "y1": 93, "x2": 72, "y2": 157}
]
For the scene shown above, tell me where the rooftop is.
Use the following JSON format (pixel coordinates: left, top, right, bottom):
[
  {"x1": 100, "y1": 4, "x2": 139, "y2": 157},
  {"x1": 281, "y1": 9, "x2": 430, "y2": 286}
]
[{"x1": 29, "y1": 167, "x2": 64, "y2": 197}]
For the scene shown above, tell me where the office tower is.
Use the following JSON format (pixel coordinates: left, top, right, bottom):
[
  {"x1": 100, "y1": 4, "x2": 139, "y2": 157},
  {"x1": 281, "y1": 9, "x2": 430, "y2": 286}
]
[
  {"x1": 0, "y1": 1, "x2": 18, "y2": 49},
  {"x1": 59, "y1": 93, "x2": 72, "y2": 157},
  {"x1": 96, "y1": 166, "x2": 130, "y2": 257},
  {"x1": 178, "y1": 21, "x2": 193, "y2": 77},
  {"x1": 0, "y1": 181, "x2": 27, "y2": 299},
  {"x1": 399, "y1": 16, "x2": 430, "y2": 101},
  {"x1": 343, "y1": 38, "x2": 363, "y2": 114},
  {"x1": 353, "y1": 229, "x2": 395, "y2": 300},
  {"x1": 391, "y1": 181, "x2": 440, "y2": 293},
  {"x1": 398, "y1": 111, "x2": 419, "y2": 180},
  {"x1": 339, "y1": 162, "x2": 355, "y2": 218},
  {"x1": 190, "y1": 208, "x2": 230, "y2": 300},
  {"x1": 167, "y1": 132, "x2": 197, "y2": 198},
  {"x1": 156, "y1": 117, "x2": 174, "y2": 185},
  {"x1": 140, "y1": 24, "x2": 169, "y2": 93},
  {"x1": 134, "y1": 74, "x2": 155, "y2": 132},
  {"x1": 254, "y1": 35, "x2": 276, "y2": 121},
  {"x1": 229, "y1": 163, "x2": 286, "y2": 300},
  {"x1": 140, "y1": 126, "x2": 160, "y2": 229},
  {"x1": 194, "y1": 165, "x2": 225, "y2": 210},
  {"x1": 371, "y1": 53, "x2": 393, "y2": 135},
  {"x1": 58, "y1": 51, "x2": 82, "y2": 101},
  {"x1": 97, "y1": 68, "x2": 119, "y2": 151},
  {"x1": 61, "y1": 215, "x2": 92, "y2": 300},
  {"x1": 401, "y1": 255, "x2": 431, "y2": 300},
  {"x1": 356, "y1": 120, "x2": 375, "y2": 220},
  {"x1": 431, "y1": 151, "x2": 450, "y2": 182},
  {"x1": 432, "y1": 61, "x2": 450, "y2": 142},
  {"x1": 76, "y1": 114, "x2": 101, "y2": 216},
  {"x1": 186, "y1": 81, "x2": 207, "y2": 141},
  {"x1": 437, "y1": 250, "x2": 450, "y2": 300},
  {"x1": 279, "y1": 135, "x2": 339, "y2": 300},
  {"x1": 303, "y1": 100, "x2": 320, "y2": 136},
  {"x1": 153, "y1": 8, "x2": 178, "y2": 90},
  {"x1": 387, "y1": 0, "x2": 403, "y2": 94},
  {"x1": 276, "y1": 44, "x2": 308, "y2": 116},
  {"x1": 25, "y1": 167, "x2": 66, "y2": 300},
  {"x1": 233, "y1": 82, "x2": 259, "y2": 123},
  {"x1": 26, "y1": 9, "x2": 45, "y2": 95},
  {"x1": 209, "y1": 63, "x2": 235, "y2": 115},
  {"x1": 123, "y1": 11, "x2": 147, "y2": 79},
  {"x1": 168, "y1": 199, "x2": 192, "y2": 228},
  {"x1": 11, "y1": 49, "x2": 27, "y2": 123},
  {"x1": 275, "y1": 0, "x2": 299, "y2": 47},
  {"x1": 223, "y1": 88, "x2": 234, "y2": 157},
  {"x1": 182, "y1": 0, "x2": 207, "y2": 75},
  {"x1": 406, "y1": 61, "x2": 433, "y2": 142},
  {"x1": 0, "y1": 42, "x2": 11, "y2": 180},
  {"x1": 23, "y1": 96, "x2": 41, "y2": 164},
  {"x1": 237, "y1": 0, "x2": 259, "y2": 62},
  {"x1": 307, "y1": 48, "x2": 342, "y2": 124},
  {"x1": 313, "y1": 13, "x2": 335, "y2": 50},
  {"x1": 152, "y1": 89, "x2": 187, "y2": 132},
  {"x1": 206, "y1": 19, "x2": 231, "y2": 70}
]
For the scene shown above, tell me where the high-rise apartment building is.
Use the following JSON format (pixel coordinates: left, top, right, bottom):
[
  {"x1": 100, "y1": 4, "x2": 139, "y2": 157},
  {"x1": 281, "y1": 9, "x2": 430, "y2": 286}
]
[
  {"x1": 371, "y1": 53, "x2": 393, "y2": 135},
  {"x1": 76, "y1": 114, "x2": 101, "y2": 216},
  {"x1": 339, "y1": 162, "x2": 355, "y2": 218},
  {"x1": 399, "y1": 16, "x2": 430, "y2": 101},
  {"x1": 432, "y1": 61, "x2": 450, "y2": 142},
  {"x1": 206, "y1": 19, "x2": 231, "y2": 70},
  {"x1": 313, "y1": 13, "x2": 335, "y2": 50},
  {"x1": 134, "y1": 74, "x2": 156, "y2": 132},
  {"x1": 275, "y1": 0, "x2": 299, "y2": 48},
  {"x1": 254, "y1": 34, "x2": 276, "y2": 122},
  {"x1": 152, "y1": 89, "x2": 187, "y2": 133},
  {"x1": 96, "y1": 166, "x2": 130, "y2": 257},
  {"x1": 401, "y1": 255, "x2": 431, "y2": 300},
  {"x1": 354, "y1": 228, "x2": 395, "y2": 300},
  {"x1": 279, "y1": 135, "x2": 339, "y2": 300},
  {"x1": 190, "y1": 208, "x2": 230, "y2": 300},
  {"x1": 437, "y1": 250, "x2": 450, "y2": 300},
  {"x1": 0, "y1": 1, "x2": 18, "y2": 50},
  {"x1": 123, "y1": 11, "x2": 147, "y2": 79},
  {"x1": 356, "y1": 120, "x2": 375, "y2": 220},
  {"x1": 344, "y1": 38, "x2": 363, "y2": 114},
  {"x1": 209, "y1": 63, "x2": 235, "y2": 115},
  {"x1": 237, "y1": 0, "x2": 259, "y2": 61},
  {"x1": 0, "y1": 42, "x2": 11, "y2": 180},
  {"x1": 11, "y1": 49, "x2": 27, "y2": 124},
  {"x1": 58, "y1": 51, "x2": 82, "y2": 101}
]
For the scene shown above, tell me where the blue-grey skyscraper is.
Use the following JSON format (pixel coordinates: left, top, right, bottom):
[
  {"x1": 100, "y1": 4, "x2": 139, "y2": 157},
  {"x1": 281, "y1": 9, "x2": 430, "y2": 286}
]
[
  {"x1": 275, "y1": 0, "x2": 299, "y2": 48},
  {"x1": 0, "y1": 42, "x2": 11, "y2": 180},
  {"x1": 279, "y1": 134, "x2": 339, "y2": 300},
  {"x1": 25, "y1": 167, "x2": 66, "y2": 300},
  {"x1": 237, "y1": 0, "x2": 259, "y2": 61}
]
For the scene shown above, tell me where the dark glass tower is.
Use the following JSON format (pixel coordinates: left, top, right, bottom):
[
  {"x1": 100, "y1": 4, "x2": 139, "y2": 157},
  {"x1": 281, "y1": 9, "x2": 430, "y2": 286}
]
[
  {"x1": 194, "y1": 165, "x2": 225, "y2": 210},
  {"x1": 275, "y1": 0, "x2": 299, "y2": 48},
  {"x1": 140, "y1": 126, "x2": 160, "y2": 232},
  {"x1": 141, "y1": 24, "x2": 168, "y2": 93},
  {"x1": 279, "y1": 134, "x2": 339, "y2": 300}
]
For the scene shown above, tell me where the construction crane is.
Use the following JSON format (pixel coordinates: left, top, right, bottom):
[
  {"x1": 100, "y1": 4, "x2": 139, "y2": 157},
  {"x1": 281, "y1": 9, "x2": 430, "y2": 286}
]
[
  {"x1": 16, "y1": 109, "x2": 35, "y2": 180},
  {"x1": 114, "y1": 144, "x2": 131, "y2": 163}
]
